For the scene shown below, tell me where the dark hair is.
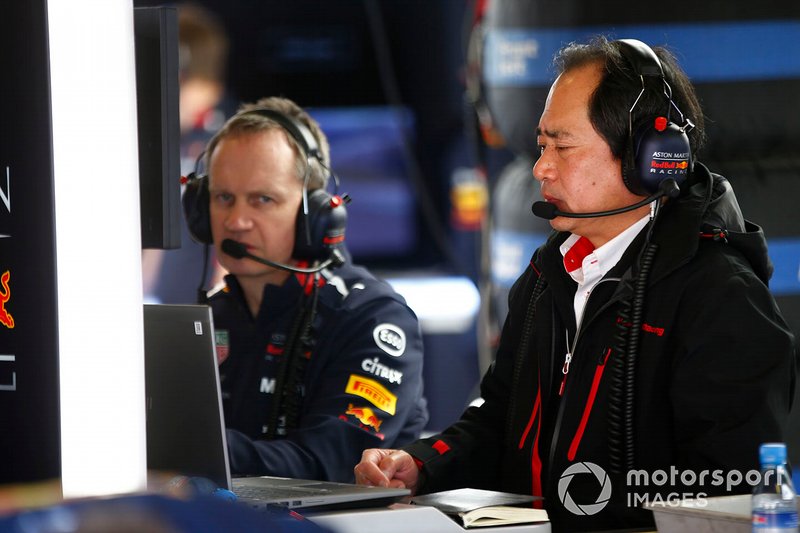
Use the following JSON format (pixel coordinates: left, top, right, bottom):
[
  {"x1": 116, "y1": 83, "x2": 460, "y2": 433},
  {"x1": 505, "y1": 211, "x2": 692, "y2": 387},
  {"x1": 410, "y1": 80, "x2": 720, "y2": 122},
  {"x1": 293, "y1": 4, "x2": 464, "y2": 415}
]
[{"x1": 553, "y1": 35, "x2": 706, "y2": 161}]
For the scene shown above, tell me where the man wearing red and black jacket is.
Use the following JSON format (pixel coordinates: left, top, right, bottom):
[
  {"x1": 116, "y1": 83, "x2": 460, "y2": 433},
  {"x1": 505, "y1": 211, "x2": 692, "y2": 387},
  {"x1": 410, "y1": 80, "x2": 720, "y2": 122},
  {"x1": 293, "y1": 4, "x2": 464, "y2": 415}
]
[{"x1": 354, "y1": 36, "x2": 795, "y2": 532}]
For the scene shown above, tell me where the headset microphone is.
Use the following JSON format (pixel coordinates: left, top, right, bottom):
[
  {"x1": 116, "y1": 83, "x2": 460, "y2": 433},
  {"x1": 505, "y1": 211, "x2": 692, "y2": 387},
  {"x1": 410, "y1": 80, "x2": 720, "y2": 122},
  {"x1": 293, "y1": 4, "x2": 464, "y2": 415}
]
[
  {"x1": 531, "y1": 178, "x2": 680, "y2": 220},
  {"x1": 221, "y1": 239, "x2": 344, "y2": 274}
]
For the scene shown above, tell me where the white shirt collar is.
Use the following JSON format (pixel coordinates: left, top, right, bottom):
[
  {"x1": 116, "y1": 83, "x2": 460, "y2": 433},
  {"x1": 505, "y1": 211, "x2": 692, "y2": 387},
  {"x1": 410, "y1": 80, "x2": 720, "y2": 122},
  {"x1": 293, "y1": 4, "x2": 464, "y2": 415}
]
[{"x1": 560, "y1": 214, "x2": 652, "y2": 324}]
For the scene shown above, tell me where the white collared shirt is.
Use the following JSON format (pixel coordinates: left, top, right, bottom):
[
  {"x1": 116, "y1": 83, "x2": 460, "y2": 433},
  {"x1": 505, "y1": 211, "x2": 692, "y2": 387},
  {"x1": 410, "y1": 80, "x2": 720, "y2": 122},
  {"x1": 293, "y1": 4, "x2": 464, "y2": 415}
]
[{"x1": 559, "y1": 214, "x2": 651, "y2": 326}]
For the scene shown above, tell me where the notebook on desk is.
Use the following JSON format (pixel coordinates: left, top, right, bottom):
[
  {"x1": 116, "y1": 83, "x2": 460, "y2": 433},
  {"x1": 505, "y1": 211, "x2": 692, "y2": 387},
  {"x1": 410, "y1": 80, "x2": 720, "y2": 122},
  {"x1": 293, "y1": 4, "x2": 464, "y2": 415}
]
[{"x1": 143, "y1": 303, "x2": 410, "y2": 510}]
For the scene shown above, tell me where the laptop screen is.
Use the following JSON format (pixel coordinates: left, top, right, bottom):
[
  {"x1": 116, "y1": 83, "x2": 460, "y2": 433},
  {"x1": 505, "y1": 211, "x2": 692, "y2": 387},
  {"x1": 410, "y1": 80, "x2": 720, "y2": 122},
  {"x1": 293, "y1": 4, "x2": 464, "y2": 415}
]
[{"x1": 143, "y1": 304, "x2": 232, "y2": 490}]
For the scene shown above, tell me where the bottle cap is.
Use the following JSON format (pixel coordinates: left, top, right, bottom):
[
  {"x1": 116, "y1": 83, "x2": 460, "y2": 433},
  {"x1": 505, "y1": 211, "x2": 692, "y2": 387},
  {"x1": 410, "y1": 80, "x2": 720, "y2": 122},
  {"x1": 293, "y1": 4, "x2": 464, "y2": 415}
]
[{"x1": 760, "y1": 442, "x2": 788, "y2": 466}]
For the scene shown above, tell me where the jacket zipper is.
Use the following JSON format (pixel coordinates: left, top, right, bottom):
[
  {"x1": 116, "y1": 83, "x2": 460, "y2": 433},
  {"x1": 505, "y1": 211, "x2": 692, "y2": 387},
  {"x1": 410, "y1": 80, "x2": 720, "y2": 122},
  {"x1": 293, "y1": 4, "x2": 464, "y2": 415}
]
[
  {"x1": 557, "y1": 277, "x2": 620, "y2": 397},
  {"x1": 547, "y1": 277, "x2": 621, "y2": 472}
]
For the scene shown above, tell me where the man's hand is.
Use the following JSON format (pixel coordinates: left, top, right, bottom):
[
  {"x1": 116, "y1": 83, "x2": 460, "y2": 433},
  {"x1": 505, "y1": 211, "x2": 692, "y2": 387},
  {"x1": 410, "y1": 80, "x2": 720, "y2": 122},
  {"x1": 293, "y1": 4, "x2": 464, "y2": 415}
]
[{"x1": 354, "y1": 449, "x2": 420, "y2": 494}]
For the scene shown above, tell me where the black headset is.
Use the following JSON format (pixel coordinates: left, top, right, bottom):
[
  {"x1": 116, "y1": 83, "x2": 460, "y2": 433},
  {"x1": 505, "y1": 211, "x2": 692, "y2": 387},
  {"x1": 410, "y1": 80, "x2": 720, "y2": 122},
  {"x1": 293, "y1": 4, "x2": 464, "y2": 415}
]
[
  {"x1": 617, "y1": 38, "x2": 694, "y2": 197},
  {"x1": 181, "y1": 108, "x2": 347, "y2": 261}
]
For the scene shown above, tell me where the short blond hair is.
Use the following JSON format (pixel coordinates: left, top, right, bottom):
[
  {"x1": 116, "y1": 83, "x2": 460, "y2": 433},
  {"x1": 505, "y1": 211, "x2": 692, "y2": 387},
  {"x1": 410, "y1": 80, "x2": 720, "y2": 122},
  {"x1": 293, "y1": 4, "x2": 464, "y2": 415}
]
[{"x1": 205, "y1": 97, "x2": 330, "y2": 191}]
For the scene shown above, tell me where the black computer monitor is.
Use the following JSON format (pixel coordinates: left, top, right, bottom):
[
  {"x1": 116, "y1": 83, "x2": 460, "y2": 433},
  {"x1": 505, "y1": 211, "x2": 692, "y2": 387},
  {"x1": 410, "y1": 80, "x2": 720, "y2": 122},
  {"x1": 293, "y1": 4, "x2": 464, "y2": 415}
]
[{"x1": 134, "y1": 6, "x2": 182, "y2": 249}]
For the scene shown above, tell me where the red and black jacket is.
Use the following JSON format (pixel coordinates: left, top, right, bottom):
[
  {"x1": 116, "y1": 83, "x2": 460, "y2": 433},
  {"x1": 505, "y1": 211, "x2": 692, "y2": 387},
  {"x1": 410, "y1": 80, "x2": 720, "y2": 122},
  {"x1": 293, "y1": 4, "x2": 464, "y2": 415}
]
[{"x1": 404, "y1": 164, "x2": 796, "y2": 532}]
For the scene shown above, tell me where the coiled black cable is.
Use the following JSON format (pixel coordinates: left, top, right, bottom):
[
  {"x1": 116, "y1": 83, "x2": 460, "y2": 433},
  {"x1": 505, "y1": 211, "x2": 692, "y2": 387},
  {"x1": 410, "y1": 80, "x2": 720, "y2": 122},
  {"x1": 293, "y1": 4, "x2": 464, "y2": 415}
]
[
  {"x1": 607, "y1": 288, "x2": 631, "y2": 474},
  {"x1": 608, "y1": 221, "x2": 660, "y2": 475},
  {"x1": 265, "y1": 284, "x2": 318, "y2": 439},
  {"x1": 281, "y1": 280, "x2": 321, "y2": 432}
]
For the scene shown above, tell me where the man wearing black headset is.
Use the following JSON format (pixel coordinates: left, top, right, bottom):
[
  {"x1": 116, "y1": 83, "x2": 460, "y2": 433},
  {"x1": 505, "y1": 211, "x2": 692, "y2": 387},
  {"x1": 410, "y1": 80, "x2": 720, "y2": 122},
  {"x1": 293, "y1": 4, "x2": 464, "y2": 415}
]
[
  {"x1": 354, "y1": 36, "x2": 796, "y2": 531},
  {"x1": 183, "y1": 96, "x2": 428, "y2": 482}
]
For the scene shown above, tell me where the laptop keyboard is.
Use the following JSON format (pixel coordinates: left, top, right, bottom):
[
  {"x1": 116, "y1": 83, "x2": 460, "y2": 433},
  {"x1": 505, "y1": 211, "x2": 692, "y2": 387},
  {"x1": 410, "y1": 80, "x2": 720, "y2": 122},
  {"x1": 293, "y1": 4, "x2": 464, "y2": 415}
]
[
  {"x1": 229, "y1": 477, "x2": 409, "y2": 510},
  {"x1": 233, "y1": 484, "x2": 333, "y2": 500}
]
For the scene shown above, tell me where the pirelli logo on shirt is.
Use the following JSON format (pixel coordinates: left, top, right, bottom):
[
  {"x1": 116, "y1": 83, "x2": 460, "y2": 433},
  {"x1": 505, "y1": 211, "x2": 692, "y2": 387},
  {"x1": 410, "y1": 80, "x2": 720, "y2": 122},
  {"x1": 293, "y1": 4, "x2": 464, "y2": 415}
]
[{"x1": 345, "y1": 374, "x2": 397, "y2": 415}]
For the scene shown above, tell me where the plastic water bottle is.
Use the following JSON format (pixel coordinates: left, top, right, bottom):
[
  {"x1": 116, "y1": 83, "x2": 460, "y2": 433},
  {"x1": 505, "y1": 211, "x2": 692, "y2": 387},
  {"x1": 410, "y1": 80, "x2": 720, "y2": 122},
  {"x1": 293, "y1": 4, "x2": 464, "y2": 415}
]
[{"x1": 752, "y1": 443, "x2": 799, "y2": 532}]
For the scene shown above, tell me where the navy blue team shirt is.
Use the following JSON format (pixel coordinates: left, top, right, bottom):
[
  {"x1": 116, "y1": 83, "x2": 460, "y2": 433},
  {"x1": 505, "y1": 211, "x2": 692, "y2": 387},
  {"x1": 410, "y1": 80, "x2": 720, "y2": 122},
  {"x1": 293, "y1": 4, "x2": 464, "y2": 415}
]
[{"x1": 209, "y1": 256, "x2": 429, "y2": 482}]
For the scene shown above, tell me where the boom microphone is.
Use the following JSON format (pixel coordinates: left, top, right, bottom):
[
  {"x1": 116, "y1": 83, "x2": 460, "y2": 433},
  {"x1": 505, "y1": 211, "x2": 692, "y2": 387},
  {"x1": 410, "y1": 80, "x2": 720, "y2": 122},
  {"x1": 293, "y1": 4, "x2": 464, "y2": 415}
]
[
  {"x1": 221, "y1": 239, "x2": 344, "y2": 274},
  {"x1": 531, "y1": 178, "x2": 680, "y2": 220}
]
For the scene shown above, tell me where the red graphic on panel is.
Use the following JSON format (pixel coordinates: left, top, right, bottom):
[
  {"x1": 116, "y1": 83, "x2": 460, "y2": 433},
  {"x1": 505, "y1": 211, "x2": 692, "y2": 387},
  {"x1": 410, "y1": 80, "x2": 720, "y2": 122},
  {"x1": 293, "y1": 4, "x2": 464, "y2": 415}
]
[{"x1": 0, "y1": 270, "x2": 14, "y2": 329}]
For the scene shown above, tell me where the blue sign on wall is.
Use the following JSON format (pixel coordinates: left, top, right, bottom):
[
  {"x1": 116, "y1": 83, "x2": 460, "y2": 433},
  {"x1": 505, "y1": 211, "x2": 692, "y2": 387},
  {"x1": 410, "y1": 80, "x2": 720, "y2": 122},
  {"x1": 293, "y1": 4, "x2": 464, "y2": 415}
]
[{"x1": 485, "y1": 21, "x2": 800, "y2": 87}]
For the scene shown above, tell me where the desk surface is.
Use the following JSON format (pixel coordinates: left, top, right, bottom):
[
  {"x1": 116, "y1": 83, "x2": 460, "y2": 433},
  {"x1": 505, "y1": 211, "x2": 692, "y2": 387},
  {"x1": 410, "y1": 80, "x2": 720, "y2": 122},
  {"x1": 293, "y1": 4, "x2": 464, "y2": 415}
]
[{"x1": 307, "y1": 503, "x2": 551, "y2": 533}]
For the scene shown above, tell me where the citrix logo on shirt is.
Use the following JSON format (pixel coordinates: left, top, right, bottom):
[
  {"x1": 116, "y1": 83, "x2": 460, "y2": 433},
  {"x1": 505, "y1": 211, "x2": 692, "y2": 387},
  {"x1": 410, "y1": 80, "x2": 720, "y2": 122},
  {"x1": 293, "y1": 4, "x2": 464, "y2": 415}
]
[{"x1": 361, "y1": 357, "x2": 403, "y2": 384}]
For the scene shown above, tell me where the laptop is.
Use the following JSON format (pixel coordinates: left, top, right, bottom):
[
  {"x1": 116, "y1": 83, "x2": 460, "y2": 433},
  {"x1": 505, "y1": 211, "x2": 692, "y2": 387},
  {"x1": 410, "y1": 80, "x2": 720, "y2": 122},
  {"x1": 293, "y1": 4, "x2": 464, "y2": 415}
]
[{"x1": 143, "y1": 303, "x2": 410, "y2": 510}]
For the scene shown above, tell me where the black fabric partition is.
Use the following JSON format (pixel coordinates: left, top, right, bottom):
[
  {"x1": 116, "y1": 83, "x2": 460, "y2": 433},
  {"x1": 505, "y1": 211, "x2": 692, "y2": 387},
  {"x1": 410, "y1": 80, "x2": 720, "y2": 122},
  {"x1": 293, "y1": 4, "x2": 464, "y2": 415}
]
[{"x1": 0, "y1": 0, "x2": 61, "y2": 483}]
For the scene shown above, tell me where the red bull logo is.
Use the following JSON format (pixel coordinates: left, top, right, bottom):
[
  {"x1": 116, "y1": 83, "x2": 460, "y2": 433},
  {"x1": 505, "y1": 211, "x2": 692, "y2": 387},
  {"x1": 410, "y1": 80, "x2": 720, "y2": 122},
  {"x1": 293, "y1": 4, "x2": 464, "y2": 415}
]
[
  {"x1": 0, "y1": 270, "x2": 14, "y2": 329},
  {"x1": 345, "y1": 403, "x2": 383, "y2": 432},
  {"x1": 649, "y1": 157, "x2": 689, "y2": 175},
  {"x1": 650, "y1": 160, "x2": 687, "y2": 169},
  {"x1": 341, "y1": 404, "x2": 386, "y2": 440}
]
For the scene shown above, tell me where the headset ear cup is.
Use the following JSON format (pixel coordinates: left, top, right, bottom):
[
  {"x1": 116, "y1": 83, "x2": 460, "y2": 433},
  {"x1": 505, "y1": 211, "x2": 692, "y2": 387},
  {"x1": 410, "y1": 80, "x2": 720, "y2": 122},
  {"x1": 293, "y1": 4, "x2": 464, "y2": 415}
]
[
  {"x1": 293, "y1": 189, "x2": 347, "y2": 261},
  {"x1": 182, "y1": 175, "x2": 213, "y2": 245},
  {"x1": 632, "y1": 120, "x2": 692, "y2": 195}
]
